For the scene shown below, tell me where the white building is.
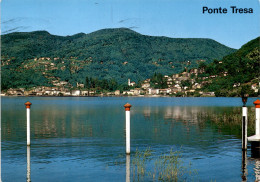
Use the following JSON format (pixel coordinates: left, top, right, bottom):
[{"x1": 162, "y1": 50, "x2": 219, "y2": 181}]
[{"x1": 72, "y1": 90, "x2": 80, "y2": 96}]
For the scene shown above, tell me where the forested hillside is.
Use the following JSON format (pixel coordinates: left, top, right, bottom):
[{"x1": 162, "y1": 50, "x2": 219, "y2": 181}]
[
  {"x1": 1, "y1": 28, "x2": 235, "y2": 89},
  {"x1": 200, "y1": 36, "x2": 260, "y2": 96}
]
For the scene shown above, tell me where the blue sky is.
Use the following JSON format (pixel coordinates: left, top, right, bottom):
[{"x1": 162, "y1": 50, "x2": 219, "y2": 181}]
[{"x1": 1, "y1": 0, "x2": 259, "y2": 49}]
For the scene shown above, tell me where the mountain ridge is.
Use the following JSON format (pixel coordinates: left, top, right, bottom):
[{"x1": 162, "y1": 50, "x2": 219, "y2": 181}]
[{"x1": 1, "y1": 28, "x2": 236, "y2": 89}]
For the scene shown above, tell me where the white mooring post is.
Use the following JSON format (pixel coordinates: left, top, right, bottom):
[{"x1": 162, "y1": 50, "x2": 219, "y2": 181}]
[
  {"x1": 248, "y1": 99, "x2": 260, "y2": 140},
  {"x1": 25, "y1": 102, "x2": 32, "y2": 146},
  {"x1": 242, "y1": 106, "x2": 248, "y2": 150},
  {"x1": 254, "y1": 99, "x2": 260, "y2": 136},
  {"x1": 124, "y1": 103, "x2": 132, "y2": 155},
  {"x1": 248, "y1": 99, "x2": 260, "y2": 158}
]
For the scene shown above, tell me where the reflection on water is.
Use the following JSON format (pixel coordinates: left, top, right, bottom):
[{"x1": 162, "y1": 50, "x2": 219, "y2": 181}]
[
  {"x1": 255, "y1": 160, "x2": 260, "y2": 182},
  {"x1": 126, "y1": 155, "x2": 130, "y2": 182},
  {"x1": 241, "y1": 151, "x2": 260, "y2": 182},
  {"x1": 144, "y1": 106, "x2": 203, "y2": 122},
  {"x1": 241, "y1": 150, "x2": 247, "y2": 181},
  {"x1": 159, "y1": 106, "x2": 201, "y2": 123},
  {"x1": 27, "y1": 146, "x2": 31, "y2": 182},
  {"x1": 1, "y1": 97, "x2": 259, "y2": 181}
]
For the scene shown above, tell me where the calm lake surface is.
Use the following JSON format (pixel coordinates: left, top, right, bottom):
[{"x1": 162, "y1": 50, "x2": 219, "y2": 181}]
[{"x1": 1, "y1": 96, "x2": 260, "y2": 181}]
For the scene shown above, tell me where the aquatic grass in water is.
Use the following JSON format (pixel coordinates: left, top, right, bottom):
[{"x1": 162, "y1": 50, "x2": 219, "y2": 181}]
[
  {"x1": 197, "y1": 107, "x2": 256, "y2": 137},
  {"x1": 154, "y1": 150, "x2": 190, "y2": 181},
  {"x1": 132, "y1": 148, "x2": 197, "y2": 182},
  {"x1": 132, "y1": 148, "x2": 152, "y2": 181}
]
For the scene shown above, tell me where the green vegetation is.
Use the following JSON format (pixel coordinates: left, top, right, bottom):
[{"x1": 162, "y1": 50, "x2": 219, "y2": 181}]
[
  {"x1": 199, "y1": 37, "x2": 260, "y2": 97},
  {"x1": 1, "y1": 28, "x2": 235, "y2": 90},
  {"x1": 84, "y1": 77, "x2": 121, "y2": 92},
  {"x1": 150, "y1": 73, "x2": 168, "y2": 89},
  {"x1": 132, "y1": 148, "x2": 197, "y2": 181},
  {"x1": 197, "y1": 107, "x2": 256, "y2": 138}
]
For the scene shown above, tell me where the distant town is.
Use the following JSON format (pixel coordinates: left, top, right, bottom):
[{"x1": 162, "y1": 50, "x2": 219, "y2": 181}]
[{"x1": 2, "y1": 64, "x2": 259, "y2": 97}]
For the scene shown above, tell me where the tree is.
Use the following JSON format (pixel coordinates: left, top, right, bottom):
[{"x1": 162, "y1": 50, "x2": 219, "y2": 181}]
[
  {"x1": 181, "y1": 80, "x2": 191, "y2": 89},
  {"x1": 85, "y1": 77, "x2": 90, "y2": 89},
  {"x1": 150, "y1": 72, "x2": 168, "y2": 89}
]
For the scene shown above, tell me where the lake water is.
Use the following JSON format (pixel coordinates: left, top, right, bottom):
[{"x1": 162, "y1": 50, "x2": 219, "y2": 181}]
[{"x1": 1, "y1": 96, "x2": 260, "y2": 181}]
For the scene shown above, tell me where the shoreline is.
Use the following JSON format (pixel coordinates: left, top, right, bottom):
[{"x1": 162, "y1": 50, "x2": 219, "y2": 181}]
[{"x1": 0, "y1": 94, "x2": 240, "y2": 98}]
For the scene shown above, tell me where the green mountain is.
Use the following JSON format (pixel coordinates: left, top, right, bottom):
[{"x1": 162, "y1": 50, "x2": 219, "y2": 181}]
[
  {"x1": 201, "y1": 36, "x2": 260, "y2": 96},
  {"x1": 1, "y1": 28, "x2": 236, "y2": 89}
]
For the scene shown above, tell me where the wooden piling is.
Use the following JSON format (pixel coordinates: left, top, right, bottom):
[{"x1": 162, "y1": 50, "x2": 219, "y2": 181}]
[{"x1": 251, "y1": 142, "x2": 260, "y2": 158}]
